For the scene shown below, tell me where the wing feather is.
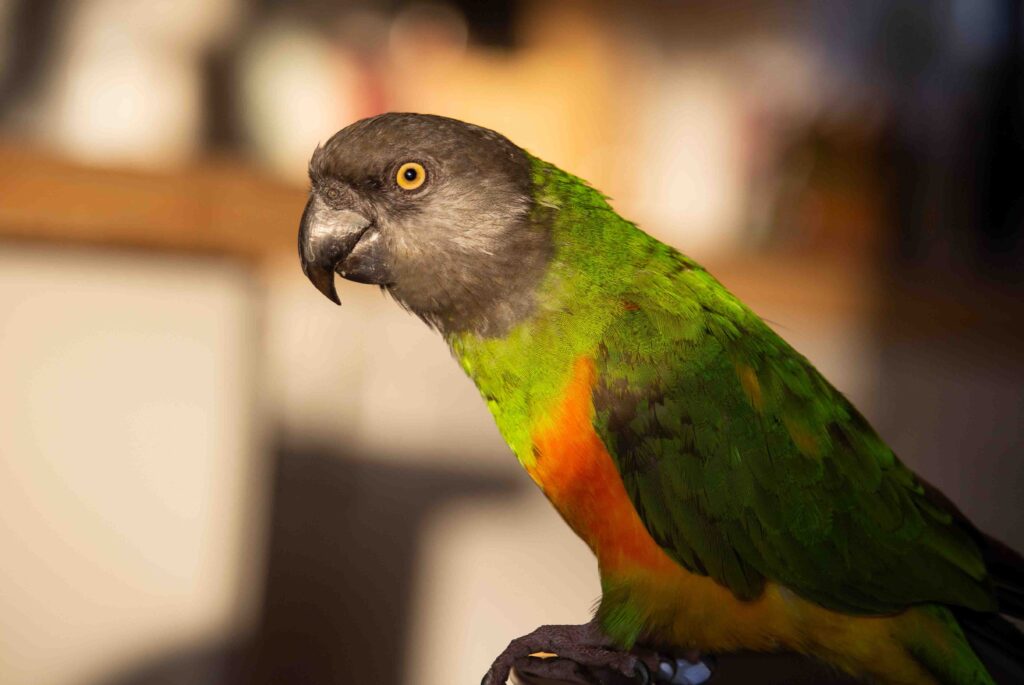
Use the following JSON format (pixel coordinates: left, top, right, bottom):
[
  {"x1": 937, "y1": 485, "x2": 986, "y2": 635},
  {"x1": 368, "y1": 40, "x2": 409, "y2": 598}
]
[{"x1": 592, "y1": 263, "x2": 996, "y2": 615}]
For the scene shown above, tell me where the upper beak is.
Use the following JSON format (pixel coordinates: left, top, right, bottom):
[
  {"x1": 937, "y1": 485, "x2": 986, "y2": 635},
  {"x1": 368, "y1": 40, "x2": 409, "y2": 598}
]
[{"x1": 298, "y1": 194, "x2": 371, "y2": 305}]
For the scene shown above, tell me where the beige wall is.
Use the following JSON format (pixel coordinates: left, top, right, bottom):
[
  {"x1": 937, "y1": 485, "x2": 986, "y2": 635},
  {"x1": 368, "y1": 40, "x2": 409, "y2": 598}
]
[{"x1": 0, "y1": 246, "x2": 265, "y2": 685}]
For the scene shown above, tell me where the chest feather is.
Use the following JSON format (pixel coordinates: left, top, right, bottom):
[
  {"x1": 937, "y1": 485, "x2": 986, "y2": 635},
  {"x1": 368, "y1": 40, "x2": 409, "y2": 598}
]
[{"x1": 526, "y1": 357, "x2": 672, "y2": 573}]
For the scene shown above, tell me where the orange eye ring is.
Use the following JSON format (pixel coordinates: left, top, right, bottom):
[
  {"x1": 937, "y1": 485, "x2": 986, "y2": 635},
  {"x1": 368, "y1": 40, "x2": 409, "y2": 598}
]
[{"x1": 396, "y1": 162, "x2": 426, "y2": 190}]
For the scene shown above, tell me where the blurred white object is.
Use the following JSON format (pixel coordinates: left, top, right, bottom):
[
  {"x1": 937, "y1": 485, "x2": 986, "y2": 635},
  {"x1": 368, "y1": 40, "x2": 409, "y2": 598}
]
[
  {"x1": 0, "y1": 246, "x2": 264, "y2": 685},
  {"x1": 238, "y1": 20, "x2": 359, "y2": 182},
  {"x1": 39, "y1": 0, "x2": 240, "y2": 167},
  {"x1": 633, "y1": 61, "x2": 744, "y2": 254}
]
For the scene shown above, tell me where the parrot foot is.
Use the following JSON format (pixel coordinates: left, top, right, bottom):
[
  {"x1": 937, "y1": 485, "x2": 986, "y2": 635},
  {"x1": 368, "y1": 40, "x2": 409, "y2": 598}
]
[
  {"x1": 481, "y1": 621, "x2": 647, "y2": 685},
  {"x1": 481, "y1": 621, "x2": 714, "y2": 685},
  {"x1": 511, "y1": 655, "x2": 628, "y2": 684}
]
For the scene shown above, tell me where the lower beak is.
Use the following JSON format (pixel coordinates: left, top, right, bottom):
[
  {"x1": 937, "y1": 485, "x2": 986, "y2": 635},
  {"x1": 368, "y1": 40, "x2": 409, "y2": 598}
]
[{"x1": 298, "y1": 194, "x2": 371, "y2": 305}]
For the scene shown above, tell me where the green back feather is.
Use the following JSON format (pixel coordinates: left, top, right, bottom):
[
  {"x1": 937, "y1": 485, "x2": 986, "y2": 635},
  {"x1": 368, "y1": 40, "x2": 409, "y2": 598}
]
[{"x1": 452, "y1": 155, "x2": 997, "y2": 618}]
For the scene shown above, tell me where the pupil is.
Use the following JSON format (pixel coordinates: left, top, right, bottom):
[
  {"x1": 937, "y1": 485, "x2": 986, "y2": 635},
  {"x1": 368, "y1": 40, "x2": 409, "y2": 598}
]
[{"x1": 404, "y1": 168, "x2": 418, "y2": 181}]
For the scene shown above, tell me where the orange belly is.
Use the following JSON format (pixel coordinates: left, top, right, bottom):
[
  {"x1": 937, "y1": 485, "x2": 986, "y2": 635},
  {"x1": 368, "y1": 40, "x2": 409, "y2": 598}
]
[
  {"x1": 527, "y1": 357, "x2": 670, "y2": 574},
  {"x1": 525, "y1": 357, "x2": 940, "y2": 684}
]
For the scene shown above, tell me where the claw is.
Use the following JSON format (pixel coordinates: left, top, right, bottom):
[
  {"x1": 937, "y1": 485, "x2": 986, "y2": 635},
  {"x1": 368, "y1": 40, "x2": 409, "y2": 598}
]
[{"x1": 633, "y1": 659, "x2": 652, "y2": 685}]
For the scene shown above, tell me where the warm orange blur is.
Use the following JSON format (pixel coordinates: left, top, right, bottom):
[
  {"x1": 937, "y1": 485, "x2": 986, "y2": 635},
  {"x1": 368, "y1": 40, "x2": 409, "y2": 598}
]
[{"x1": 1, "y1": 2, "x2": 1021, "y2": 685}]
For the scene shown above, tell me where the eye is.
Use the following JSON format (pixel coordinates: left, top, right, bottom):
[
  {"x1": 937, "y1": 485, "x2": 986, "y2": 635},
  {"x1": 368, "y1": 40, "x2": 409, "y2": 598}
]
[{"x1": 396, "y1": 162, "x2": 426, "y2": 191}]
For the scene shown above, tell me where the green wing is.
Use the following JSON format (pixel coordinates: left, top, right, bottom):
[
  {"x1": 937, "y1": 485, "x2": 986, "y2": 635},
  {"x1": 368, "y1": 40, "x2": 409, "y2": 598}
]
[{"x1": 592, "y1": 251, "x2": 996, "y2": 615}]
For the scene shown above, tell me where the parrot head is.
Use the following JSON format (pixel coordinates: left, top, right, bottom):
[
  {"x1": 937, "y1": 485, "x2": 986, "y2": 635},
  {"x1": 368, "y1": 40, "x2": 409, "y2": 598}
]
[{"x1": 298, "y1": 113, "x2": 550, "y2": 335}]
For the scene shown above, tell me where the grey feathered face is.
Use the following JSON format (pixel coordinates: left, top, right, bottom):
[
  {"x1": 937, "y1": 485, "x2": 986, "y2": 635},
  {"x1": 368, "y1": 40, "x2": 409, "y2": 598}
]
[{"x1": 299, "y1": 113, "x2": 550, "y2": 336}]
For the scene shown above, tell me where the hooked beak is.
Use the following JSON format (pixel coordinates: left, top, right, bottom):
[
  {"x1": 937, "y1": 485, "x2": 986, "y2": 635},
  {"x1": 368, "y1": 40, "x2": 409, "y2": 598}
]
[{"x1": 298, "y1": 194, "x2": 372, "y2": 305}]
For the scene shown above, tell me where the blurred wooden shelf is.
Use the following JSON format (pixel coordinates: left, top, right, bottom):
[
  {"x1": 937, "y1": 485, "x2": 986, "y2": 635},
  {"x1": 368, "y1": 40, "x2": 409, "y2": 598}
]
[
  {"x1": 0, "y1": 142, "x2": 307, "y2": 263},
  {"x1": 0, "y1": 142, "x2": 877, "y2": 317}
]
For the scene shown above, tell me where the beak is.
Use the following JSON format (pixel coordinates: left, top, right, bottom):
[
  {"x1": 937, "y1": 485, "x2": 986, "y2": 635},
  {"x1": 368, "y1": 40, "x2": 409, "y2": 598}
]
[{"x1": 298, "y1": 194, "x2": 371, "y2": 305}]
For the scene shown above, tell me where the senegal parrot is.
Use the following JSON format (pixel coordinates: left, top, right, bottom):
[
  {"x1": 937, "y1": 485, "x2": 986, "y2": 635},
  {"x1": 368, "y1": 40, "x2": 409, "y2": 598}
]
[{"x1": 297, "y1": 113, "x2": 1024, "y2": 685}]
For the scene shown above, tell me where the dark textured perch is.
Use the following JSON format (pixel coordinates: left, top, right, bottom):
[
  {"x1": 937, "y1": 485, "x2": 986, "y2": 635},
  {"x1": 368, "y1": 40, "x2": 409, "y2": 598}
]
[{"x1": 512, "y1": 651, "x2": 863, "y2": 684}]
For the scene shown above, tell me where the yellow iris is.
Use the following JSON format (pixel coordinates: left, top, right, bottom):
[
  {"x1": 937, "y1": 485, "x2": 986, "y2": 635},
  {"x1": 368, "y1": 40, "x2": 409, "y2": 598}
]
[{"x1": 396, "y1": 162, "x2": 426, "y2": 190}]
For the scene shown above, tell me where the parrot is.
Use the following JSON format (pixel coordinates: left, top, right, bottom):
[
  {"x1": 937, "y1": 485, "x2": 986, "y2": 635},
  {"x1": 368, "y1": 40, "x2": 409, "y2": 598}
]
[{"x1": 297, "y1": 113, "x2": 1024, "y2": 685}]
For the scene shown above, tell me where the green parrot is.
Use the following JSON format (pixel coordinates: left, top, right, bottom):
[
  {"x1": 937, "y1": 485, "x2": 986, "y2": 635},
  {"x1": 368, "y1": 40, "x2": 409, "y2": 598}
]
[{"x1": 298, "y1": 113, "x2": 1024, "y2": 685}]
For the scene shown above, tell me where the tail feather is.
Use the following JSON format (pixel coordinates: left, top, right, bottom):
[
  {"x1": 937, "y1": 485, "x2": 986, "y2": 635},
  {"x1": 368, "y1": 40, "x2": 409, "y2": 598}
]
[
  {"x1": 917, "y1": 479, "x2": 1024, "y2": 683},
  {"x1": 956, "y1": 610, "x2": 1024, "y2": 685},
  {"x1": 978, "y1": 532, "x2": 1024, "y2": 619},
  {"x1": 957, "y1": 531, "x2": 1024, "y2": 684},
  {"x1": 918, "y1": 478, "x2": 1024, "y2": 617}
]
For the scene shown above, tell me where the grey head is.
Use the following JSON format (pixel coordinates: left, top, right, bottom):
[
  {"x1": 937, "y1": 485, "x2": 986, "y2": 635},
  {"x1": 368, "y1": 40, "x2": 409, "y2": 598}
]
[{"x1": 298, "y1": 113, "x2": 551, "y2": 337}]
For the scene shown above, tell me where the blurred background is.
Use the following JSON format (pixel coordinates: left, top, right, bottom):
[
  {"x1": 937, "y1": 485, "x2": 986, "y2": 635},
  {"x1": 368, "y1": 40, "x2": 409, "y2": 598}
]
[{"x1": 0, "y1": 1, "x2": 1022, "y2": 684}]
